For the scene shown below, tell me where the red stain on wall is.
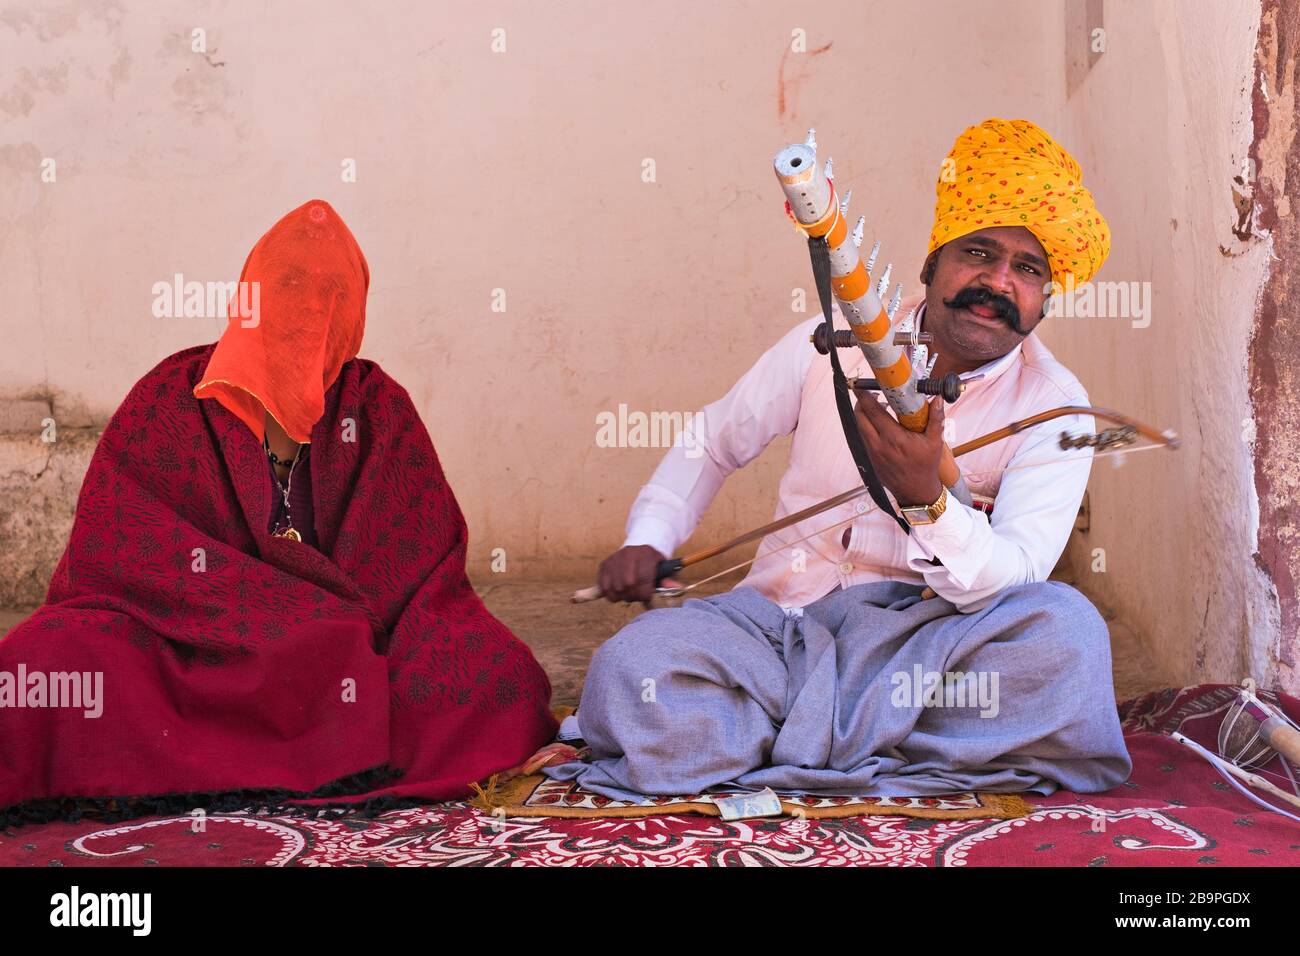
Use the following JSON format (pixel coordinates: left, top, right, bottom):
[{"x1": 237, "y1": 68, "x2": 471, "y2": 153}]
[{"x1": 777, "y1": 40, "x2": 834, "y2": 119}]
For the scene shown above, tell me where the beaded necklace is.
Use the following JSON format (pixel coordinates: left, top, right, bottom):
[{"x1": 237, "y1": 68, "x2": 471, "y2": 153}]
[{"x1": 264, "y1": 434, "x2": 305, "y2": 542}]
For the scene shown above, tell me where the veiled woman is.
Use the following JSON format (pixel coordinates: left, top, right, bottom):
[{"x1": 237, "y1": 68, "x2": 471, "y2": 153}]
[{"x1": 0, "y1": 200, "x2": 557, "y2": 821}]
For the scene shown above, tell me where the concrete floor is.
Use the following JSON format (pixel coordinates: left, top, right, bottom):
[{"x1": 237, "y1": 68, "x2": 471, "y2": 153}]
[
  {"x1": 0, "y1": 609, "x2": 30, "y2": 642},
  {"x1": 0, "y1": 573, "x2": 1164, "y2": 708},
  {"x1": 474, "y1": 576, "x2": 735, "y2": 708}
]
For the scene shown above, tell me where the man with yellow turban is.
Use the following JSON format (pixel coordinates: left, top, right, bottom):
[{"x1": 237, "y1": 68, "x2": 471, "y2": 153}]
[
  {"x1": 854, "y1": 117, "x2": 1112, "y2": 511},
  {"x1": 542, "y1": 118, "x2": 1132, "y2": 804}
]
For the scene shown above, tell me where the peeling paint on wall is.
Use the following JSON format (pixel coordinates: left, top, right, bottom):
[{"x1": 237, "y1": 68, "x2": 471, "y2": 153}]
[{"x1": 1248, "y1": 0, "x2": 1300, "y2": 691}]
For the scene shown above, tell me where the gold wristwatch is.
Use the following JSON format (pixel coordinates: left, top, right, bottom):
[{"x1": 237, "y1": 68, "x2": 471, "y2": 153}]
[{"x1": 900, "y1": 485, "x2": 949, "y2": 526}]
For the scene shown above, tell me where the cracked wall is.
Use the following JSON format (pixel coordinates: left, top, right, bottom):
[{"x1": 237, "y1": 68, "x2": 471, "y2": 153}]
[{"x1": 0, "y1": 394, "x2": 99, "y2": 606}]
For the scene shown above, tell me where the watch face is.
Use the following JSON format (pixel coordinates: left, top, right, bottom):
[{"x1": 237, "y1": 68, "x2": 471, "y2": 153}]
[{"x1": 901, "y1": 506, "x2": 935, "y2": 526}]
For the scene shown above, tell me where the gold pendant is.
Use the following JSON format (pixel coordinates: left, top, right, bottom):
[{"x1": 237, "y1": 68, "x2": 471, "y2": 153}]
[{"x1": 275, "y1": 526, "x2": 302, "y2": 542}]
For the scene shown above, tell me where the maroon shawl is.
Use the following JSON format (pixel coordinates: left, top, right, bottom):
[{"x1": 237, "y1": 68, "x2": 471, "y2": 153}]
[{"x1": 0, "y1": 346, "x2": 557, "y2": 820}]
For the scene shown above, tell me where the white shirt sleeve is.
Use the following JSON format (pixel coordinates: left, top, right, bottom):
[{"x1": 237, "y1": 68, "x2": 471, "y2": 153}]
[
  {"x1": 622, "y1": 315, "x2": 823, "y2": 558},
  {"x1": 902, "y1": 403, "x2": 1095, "y2": 613}
]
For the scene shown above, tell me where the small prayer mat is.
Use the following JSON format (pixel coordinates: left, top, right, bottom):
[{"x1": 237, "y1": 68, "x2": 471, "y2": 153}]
[{"x1": 469, "y1": 707, "x2": 1032, "y2": 822}]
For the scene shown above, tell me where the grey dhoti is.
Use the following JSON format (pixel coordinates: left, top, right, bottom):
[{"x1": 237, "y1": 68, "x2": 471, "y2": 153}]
[{"x1": 542, "y1": 580, "x2": 1132, "y2": 802}]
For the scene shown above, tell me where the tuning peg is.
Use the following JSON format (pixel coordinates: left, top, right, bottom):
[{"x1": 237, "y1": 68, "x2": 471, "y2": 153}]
[
  {"x1": 887, "y1": 283, "x2": 903, "y2": 319},
  {"x1": 804, "y1": 129, "x2": 817, "y2": 152},
  {"x1": 877, "y1": 263, "x2": 893, "y2": 299},
  {"x1": 824, "y1": 156, "x2": 834, "y2": 181},
  {"x1": 851, "y1": 217, "x2": 865, "y2": 247},
  {"x1": 865, "y1": 240, "x2": 881, "y2": 273}
]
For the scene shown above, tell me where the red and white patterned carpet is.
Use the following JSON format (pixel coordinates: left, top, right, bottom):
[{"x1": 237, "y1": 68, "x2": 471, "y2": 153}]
[{"x1": 3, "y1": 684, "x2": 1298, "y2": 867}]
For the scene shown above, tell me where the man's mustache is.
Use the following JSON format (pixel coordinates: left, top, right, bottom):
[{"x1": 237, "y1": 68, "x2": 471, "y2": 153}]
[{"x1": 943, "y1": 287, "x2": 1024, "y2": 333}]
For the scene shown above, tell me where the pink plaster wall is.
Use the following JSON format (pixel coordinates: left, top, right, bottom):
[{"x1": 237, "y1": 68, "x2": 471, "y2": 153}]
[{"x1": 2, "y1": 1, "x2": 1288, "y2": 690}]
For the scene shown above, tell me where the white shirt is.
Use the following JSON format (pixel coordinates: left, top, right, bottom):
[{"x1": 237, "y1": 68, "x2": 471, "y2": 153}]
[{"x1": 622, "y1": 296, "x2": 1095, "y2": 613}]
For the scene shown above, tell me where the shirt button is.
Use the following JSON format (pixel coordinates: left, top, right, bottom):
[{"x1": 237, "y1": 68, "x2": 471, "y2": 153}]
[
  {"x1": 854, "y1": 500, "x2": 868, "y2": 514},
  {"x1": 838, "y1": 561, "x2": 854, "y2": 574}
]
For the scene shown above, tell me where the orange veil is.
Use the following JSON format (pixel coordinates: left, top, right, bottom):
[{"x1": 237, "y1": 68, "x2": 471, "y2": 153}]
[{"x1": 194, "y1": 199, "x2": 370, "y2": 444}]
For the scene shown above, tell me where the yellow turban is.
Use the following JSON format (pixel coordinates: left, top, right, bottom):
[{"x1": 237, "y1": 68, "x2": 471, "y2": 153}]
[{"x1": 927, "y1": 118, "x2": 1110, "y2": 287}]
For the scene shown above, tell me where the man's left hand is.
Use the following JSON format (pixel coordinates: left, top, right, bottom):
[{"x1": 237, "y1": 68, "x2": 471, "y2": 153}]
[{"x1": 854, "y1": 393, "x2": 946, "y2": 506}]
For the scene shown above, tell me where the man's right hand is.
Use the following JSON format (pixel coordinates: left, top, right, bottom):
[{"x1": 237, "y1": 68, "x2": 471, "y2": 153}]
[{"x1": 597, "y1": 545, "x2": 683, "y2": 606}]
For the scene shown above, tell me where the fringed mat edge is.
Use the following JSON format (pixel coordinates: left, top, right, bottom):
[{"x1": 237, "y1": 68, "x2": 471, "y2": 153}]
[{"x1": 470, "y1": 769, "x2": 1033, "y2": 821}]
